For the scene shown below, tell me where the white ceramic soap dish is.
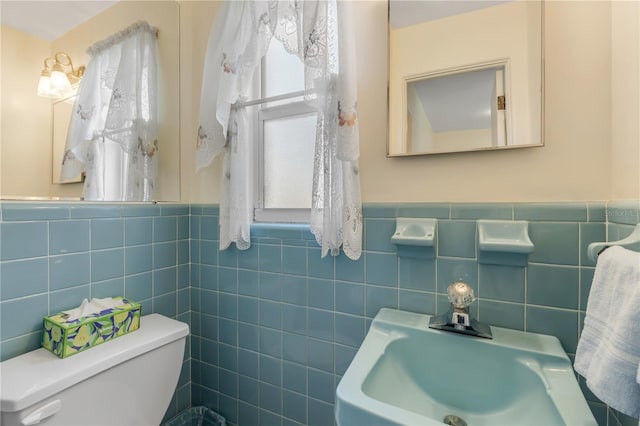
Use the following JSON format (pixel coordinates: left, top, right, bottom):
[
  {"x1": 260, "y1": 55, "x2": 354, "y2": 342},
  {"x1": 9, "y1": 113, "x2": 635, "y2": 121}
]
[
  {"x1": 391, "y1": 218, "x2": 437, "y2": 258},
  {"x1": 477, "y1": 220, "x2": 534, "y2": 266}
]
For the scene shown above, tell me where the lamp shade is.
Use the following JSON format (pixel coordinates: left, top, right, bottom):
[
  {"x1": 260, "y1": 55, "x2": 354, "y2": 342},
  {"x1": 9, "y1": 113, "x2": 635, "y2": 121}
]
[
  {"x1": 37, "y1": 52, "x2": 83, "y2": 99},
  {"x1": 37, "y1": 75, "x2": 57, "y2": 98},
  {"x1": 50, "y1": 69, "x2": 72, "y2": 97}
]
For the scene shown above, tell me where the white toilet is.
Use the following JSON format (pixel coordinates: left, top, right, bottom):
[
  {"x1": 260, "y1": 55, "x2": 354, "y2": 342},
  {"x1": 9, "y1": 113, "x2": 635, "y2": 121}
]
[{"x1": 0, "y1": 314, "x2": 189, "y2": 426}]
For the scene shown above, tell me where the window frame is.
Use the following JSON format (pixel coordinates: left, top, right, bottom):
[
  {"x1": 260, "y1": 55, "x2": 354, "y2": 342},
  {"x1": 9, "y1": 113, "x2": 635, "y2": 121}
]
[{"x1": 251, "y1": 42, "x2": 315, "y2": 224}]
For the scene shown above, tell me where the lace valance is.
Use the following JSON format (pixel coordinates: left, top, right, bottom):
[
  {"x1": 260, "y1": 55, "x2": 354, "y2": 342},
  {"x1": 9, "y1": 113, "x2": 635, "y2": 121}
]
[
  {"x1": 87, "y1": 21, "x2": 158, "y2": 56},
  {"x1": 61, "y1": 21, "x2": 159, "y2": 201},
  {"x1": 197, "y1": 0, "x2": 362, "y2": 259}
]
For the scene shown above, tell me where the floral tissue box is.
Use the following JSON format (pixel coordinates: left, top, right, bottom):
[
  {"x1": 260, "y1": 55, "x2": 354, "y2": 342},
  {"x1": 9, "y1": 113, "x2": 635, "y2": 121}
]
[{"x1": 42, "y1": 297, "x2": 141, "y2": 358}]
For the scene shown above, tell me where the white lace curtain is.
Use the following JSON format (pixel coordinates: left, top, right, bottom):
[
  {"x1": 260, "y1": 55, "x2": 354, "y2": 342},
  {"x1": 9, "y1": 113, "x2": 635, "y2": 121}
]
[
  {"x1": 197, "y1": 0, "x2": 362, "y2": 260},
  {"x1": 61, "y1": 21, "x2": 159, "y2": 201}
]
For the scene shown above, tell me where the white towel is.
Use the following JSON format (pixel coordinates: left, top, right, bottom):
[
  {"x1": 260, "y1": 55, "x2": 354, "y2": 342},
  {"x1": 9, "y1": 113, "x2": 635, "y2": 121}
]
[{"x1": 575, "y1": 246, "x2": 640, "y2": 418}]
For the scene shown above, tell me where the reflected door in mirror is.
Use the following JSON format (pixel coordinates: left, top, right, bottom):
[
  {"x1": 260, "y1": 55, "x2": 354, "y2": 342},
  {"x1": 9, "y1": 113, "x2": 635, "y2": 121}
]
[
  {"x1": 388, "y1": 0, "x2": 543, "y2": 156},
  {"x1": 405, "y1": 62, "x2": 509, "y2": 154}
]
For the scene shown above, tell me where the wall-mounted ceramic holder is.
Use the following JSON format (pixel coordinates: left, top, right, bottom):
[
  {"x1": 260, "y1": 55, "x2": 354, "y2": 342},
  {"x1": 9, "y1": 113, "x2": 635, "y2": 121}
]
[
  {"x1": 587, "y1": 223, "x2": 640, "y2": 262},
  {"x1": 391, "y1": 218, "x2": 437, "y2": 259},
  {"x1": 477, "y1": 220, "x2": 534, "y2": 266}
]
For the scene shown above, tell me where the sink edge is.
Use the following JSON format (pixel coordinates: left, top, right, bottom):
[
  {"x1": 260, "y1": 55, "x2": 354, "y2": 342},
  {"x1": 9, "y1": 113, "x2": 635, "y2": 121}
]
[
  {"x1": 336, "y1": 309, "x2": 595, "y2": 426},
  {"x1": 372, "y1": 308, "x2": 570, "y2": 362}
]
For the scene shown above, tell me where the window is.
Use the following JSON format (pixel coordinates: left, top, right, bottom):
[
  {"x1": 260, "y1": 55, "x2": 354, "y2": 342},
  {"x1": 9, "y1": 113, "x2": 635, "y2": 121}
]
[
  {"x1": 196, "y1": 1, "x2": 362, "y2": 257},
  {"x1": 250, "y1": 38, "x2": 316, "y2": 223}
]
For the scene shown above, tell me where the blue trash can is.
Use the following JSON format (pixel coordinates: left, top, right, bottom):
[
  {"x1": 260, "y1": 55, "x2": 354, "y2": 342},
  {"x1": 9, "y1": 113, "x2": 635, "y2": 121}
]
[{"x1": 164, "y1": 406, "x2": 226, "y2": 426}]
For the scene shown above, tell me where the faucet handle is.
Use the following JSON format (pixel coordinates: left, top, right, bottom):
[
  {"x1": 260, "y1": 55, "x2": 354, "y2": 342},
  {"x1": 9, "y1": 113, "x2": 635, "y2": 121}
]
[{"x1": 447, "y1": 282, "x2": 475, "y2": 309}]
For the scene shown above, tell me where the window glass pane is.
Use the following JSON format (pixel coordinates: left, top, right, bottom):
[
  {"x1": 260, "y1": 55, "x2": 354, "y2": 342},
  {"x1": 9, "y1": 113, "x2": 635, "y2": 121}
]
[
  {"x1": 263, "y1": 113, "x2": 316, "y2": 209},
  {"x1": 263, "y1": 39, "x2": 304, "y2": 99}
]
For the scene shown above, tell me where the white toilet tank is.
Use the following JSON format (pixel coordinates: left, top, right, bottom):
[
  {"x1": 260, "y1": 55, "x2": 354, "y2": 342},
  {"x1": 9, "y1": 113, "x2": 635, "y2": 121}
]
[{"x1": 0, "y1": 314, "x2": 189, "y2": 426}]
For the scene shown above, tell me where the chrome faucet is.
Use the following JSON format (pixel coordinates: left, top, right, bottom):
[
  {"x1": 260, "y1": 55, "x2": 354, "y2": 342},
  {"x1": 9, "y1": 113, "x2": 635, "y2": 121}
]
[{"x1": 428, "y1": 282, "x2": 493, "y2": 339}]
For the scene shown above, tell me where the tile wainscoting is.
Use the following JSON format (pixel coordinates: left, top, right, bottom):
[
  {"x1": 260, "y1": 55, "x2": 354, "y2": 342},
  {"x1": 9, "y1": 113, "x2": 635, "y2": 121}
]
[
  {"x1": 0, "y1": 202, "x2": 192, "y2": 421},
  {"x1": 1, "y1": 200, "x2": 638, "y2": 425},
  {"x1": 189, "y1": 201, "x2": 639, "y2": 426}
]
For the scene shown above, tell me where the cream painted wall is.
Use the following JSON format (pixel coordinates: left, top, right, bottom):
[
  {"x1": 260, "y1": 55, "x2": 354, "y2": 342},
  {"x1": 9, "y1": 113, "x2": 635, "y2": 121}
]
[
  {"x1": 363, "y1": 0, "x2": 611, "y2": 202},
  {"x1": 2, "y1": 1, "x2": 633, "y2": 204},
  {"x1": 1, "y1": 26, "x2": 53, "y2": 198},
  {"x1": 610, "y1": 0, "x2": 640, "y2": 200},
  {"x1": 181, "y1": 0, "x2": 625, "y2": 204}
]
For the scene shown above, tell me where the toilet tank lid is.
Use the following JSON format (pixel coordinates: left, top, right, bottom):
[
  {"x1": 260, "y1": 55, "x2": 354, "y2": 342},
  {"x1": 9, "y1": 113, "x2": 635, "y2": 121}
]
[{"x1": 0, "y1": 314, "x2": 189, "y2": 412}]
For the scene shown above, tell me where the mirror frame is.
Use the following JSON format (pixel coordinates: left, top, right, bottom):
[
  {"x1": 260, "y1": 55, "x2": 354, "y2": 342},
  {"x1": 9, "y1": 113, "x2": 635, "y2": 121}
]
[{"x1": 386, "y1": 0, "x2": 545, "y2": 157}]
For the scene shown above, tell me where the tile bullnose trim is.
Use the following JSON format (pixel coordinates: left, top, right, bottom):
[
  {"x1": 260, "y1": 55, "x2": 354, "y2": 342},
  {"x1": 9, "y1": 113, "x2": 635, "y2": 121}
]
[
  {"x1": 0, "y1": 202, "x2": 70, "y2": 221},
  {"x1": 451, "y1": 203, "x2": 514, "y2": 220},
  {"x1": 606, "y1": 200, "x2": 640, "y2": 225},
  {"x1": 514, "y1": 202, "x2": 588, "y2": 222},
  {"x1": 0, "y1": 201, "x2": 186, "y2": 220}
]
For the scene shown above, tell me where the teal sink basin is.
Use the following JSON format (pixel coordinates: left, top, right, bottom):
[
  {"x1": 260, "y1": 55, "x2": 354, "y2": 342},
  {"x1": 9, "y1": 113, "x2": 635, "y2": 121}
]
[{"x1": 336, "y1": 309, "x2": 596, "y2": 426}]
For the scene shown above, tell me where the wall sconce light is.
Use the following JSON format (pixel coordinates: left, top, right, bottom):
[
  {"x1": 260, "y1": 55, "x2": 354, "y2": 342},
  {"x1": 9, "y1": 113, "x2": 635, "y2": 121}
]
[{"x1": 37, "y1": 52, "x2": 85, "y2": 99}]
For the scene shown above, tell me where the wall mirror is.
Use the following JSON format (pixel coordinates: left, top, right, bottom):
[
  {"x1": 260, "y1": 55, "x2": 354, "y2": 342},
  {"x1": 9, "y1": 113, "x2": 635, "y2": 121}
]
[
  {"x1": 388, "y1": 0, "x2": 544, "y2": 156},
  {"x1": 0, "y1": 1, "x2": 180, "y2": 201}
]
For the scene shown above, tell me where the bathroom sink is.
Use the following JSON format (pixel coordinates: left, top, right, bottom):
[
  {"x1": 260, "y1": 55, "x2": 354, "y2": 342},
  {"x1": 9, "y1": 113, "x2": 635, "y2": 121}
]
[{"x1": 336, "y1": 309, "x2": 596, "y2": 426}]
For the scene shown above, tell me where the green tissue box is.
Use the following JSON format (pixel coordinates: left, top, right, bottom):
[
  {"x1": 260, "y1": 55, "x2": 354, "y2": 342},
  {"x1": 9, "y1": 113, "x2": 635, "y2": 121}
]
[{"x1": 42, "y1": 297, "x2": 141, "y2": 358}]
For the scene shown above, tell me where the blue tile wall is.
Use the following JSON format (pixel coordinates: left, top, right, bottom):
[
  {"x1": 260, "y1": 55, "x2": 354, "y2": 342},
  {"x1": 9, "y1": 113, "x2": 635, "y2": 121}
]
[
  {"x1": 0, "y1": 201, "x2": 192, "y2": 421},
  {"x1": 2, "y1": 200, "x2": 638, "y2": 426},
  {"x1": 189, "y1": 201, "x2": 640, "y2": 426}
]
